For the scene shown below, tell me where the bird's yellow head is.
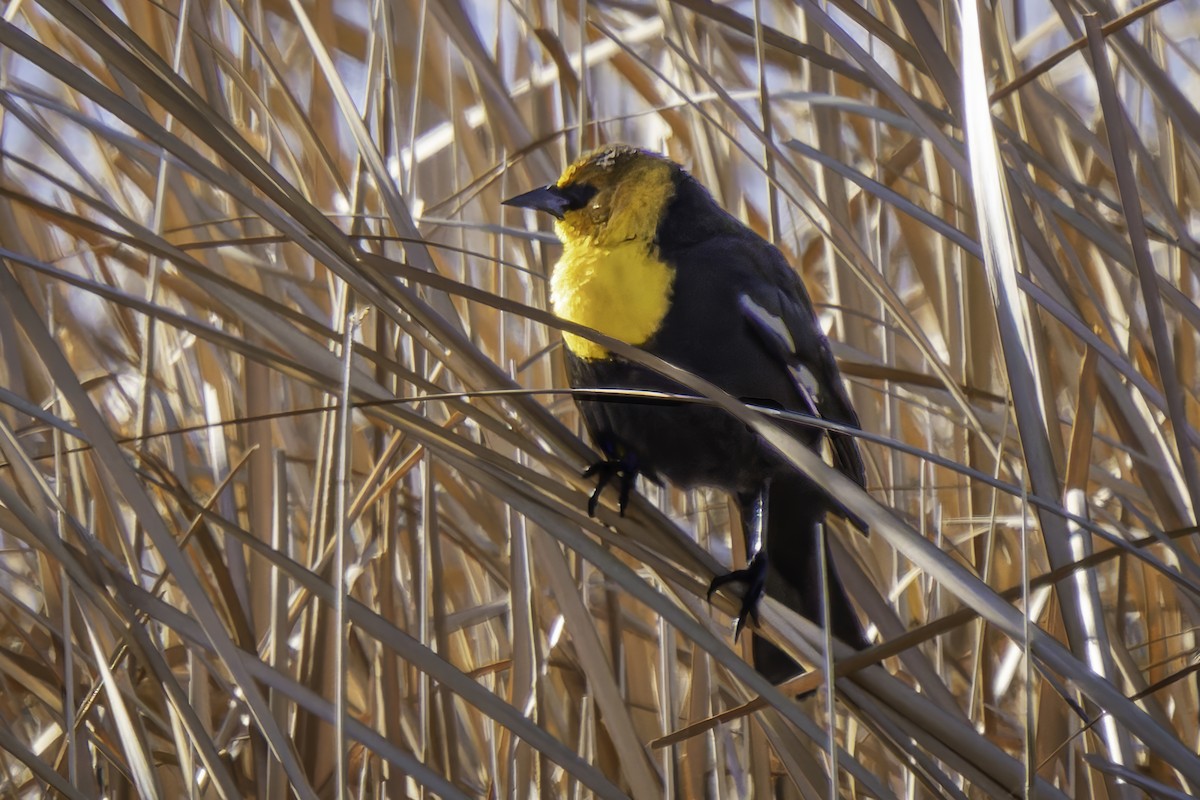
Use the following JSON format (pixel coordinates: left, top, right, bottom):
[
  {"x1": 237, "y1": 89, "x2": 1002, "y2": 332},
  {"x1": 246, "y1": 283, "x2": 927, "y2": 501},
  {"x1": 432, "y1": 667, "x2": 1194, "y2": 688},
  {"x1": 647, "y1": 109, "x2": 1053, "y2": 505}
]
[
  {"x1": 503, "y1": 146, "x2": 680, "y2": 360},
  {"x1": 504, "y1": 146, "x2": 677, "y2": 247}
]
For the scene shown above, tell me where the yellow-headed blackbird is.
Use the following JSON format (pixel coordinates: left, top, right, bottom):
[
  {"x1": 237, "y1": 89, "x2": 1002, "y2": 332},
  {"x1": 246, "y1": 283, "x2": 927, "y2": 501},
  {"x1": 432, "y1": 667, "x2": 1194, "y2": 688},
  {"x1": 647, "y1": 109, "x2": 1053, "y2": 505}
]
[{"x1": 505, "y1": 145, "x2": 867, "y2": 682}]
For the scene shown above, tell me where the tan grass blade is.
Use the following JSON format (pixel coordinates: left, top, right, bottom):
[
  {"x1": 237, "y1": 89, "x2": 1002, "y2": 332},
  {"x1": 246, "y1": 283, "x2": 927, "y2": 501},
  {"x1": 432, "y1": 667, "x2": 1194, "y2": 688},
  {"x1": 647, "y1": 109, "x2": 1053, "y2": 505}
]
[{"x1": 3, "y1": 1, "x2": 1200, "y2": 796}]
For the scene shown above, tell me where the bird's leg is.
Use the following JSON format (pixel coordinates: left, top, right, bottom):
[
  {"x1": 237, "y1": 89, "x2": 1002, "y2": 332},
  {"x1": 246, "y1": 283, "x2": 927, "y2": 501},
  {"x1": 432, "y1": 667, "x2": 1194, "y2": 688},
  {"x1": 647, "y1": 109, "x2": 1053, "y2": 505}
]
[
  {"x1": 745, "y1": 488, "x2": 765, "y2": 556},
  {"x1": 707, "y1": 487, "x2": 770, "y2": 640},
  {"x1": 583, "y1": 438, "x2": 658, "y2": 517}
]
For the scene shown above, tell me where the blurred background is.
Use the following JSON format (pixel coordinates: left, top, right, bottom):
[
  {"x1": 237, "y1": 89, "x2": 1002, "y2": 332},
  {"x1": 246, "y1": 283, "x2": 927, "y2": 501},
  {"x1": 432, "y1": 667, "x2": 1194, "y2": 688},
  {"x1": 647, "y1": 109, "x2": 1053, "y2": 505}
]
[{"x1": 0, "y1": 0, "x2": 1199, "y2": 797}]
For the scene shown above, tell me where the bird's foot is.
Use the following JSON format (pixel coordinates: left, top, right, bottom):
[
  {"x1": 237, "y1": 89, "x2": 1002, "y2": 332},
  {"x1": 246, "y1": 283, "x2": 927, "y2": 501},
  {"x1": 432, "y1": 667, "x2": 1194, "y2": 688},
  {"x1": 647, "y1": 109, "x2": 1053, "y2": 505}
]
[
  {"x1": 707, "y1": 552, "x2": 769, "y2": 641},
  {"x1": 583, "y1": 453, "x2": 655, "y2": 517}
]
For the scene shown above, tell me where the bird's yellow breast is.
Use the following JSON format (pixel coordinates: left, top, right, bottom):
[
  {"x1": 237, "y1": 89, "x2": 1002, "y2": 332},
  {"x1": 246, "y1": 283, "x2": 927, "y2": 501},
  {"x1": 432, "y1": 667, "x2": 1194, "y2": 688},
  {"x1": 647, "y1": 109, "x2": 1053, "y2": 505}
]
[{"x1": 550, "y1": 240, "x2": 675, "y2": 361}]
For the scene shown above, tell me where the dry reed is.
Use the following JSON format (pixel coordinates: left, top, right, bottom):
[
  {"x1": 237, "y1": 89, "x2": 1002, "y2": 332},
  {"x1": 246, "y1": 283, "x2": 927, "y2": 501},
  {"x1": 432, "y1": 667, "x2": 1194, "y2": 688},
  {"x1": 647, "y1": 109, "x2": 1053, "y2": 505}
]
[{"x1": 0, "y1": 1, "x2": 1197, "y2": 797}]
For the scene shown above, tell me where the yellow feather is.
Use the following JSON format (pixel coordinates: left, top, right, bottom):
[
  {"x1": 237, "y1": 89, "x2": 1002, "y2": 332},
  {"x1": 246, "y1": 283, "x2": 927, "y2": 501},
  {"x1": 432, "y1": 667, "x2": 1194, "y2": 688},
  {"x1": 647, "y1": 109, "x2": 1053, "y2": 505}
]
[
  {"x1": 548, "y1": 150, "x2": 678, "y2": 360},
  {"x1": 550, "y1": 241, "x2": 674, "y2": 360}
]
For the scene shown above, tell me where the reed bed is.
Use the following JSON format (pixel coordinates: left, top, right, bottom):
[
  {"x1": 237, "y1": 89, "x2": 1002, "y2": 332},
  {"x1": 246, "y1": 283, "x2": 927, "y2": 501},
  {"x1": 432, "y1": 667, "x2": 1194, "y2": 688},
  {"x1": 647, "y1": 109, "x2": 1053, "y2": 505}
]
[{"x1": 0, "y1": 0, "x2": 1197, "y2": 797}]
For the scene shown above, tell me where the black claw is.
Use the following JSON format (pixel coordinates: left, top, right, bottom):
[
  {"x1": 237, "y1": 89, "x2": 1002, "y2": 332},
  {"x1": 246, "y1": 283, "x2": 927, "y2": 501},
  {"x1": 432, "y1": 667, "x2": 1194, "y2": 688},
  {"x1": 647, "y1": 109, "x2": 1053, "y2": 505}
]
[
  {"x1": 707, "y1": 553, "x2": 769, "y2": 642},
  {"x1": 587, "y1": 485, "x2": 602, "y2": 517},
  {"x1": 582, "y1": 452, "x2": 643, "y2": 517},
  {"x1": 584, "y1": 464, "x2": 614, "y2": 517},
  {"x1": 618, "y1": 469, "x2": 636, "y2": 515}
]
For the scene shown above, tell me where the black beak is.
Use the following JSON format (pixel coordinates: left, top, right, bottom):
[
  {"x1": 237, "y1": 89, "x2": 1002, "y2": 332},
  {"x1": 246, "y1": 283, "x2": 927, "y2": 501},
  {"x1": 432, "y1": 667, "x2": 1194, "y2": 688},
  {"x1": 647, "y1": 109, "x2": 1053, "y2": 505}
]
[{"x1": 502, "y1": 184, "x2": 571, "y2": 220}]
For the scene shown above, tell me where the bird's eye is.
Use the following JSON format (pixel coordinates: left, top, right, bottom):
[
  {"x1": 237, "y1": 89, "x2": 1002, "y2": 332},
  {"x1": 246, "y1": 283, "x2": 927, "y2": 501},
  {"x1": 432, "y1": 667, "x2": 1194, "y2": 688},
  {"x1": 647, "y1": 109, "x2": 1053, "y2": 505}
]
[{"x1": 560, "y1": 183, "x2": 598, "y2": 211}]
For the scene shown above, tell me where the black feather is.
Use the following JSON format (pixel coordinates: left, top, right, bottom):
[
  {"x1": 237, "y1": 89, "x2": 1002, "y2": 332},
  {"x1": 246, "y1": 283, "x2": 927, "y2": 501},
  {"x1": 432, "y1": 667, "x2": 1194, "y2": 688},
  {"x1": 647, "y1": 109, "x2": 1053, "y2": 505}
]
[{"x1": 549, "y1": 152, "x2": 869, "y2": 683}]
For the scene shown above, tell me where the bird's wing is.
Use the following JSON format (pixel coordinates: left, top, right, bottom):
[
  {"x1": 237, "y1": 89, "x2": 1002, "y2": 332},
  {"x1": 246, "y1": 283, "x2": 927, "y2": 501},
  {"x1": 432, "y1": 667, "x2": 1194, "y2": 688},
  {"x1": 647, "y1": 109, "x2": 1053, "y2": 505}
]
[{"x1": 737, "y1": 253, "x2": 866, "y2": 490}]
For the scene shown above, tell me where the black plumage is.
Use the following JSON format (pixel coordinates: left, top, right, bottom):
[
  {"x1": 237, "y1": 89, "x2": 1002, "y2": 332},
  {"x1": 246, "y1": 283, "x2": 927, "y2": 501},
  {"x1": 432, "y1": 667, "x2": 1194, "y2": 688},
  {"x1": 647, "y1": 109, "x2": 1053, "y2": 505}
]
[{"x1": 505, "y1": 147, "x2": 868, "y2": 683}]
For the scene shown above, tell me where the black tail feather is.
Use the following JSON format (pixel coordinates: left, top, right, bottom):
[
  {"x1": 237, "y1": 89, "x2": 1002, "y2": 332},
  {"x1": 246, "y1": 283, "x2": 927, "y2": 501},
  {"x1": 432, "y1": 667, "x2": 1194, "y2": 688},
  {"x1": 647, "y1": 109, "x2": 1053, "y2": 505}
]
[{"x1": 746, "y1": 472, "x2": 867, "y2": 685}]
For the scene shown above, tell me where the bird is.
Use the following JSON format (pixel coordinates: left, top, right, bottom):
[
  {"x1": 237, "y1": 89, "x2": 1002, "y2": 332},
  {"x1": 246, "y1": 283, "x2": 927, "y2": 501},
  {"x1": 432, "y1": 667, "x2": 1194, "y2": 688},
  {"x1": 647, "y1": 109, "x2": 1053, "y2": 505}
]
[{"x1": 504, "y1": 145, "x2": 868, "y2": 683}]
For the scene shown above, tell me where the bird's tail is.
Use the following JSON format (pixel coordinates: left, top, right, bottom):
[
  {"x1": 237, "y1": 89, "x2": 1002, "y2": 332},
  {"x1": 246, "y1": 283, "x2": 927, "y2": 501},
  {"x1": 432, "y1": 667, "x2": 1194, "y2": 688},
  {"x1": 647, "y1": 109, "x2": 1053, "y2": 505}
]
[{"x1": 748, "y1": 471, "x2": 867, "y2": 685}]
